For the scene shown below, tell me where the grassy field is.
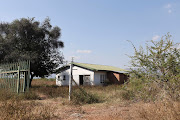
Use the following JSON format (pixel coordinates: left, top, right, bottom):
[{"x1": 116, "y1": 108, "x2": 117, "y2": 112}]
[{"x1": 0, "y1": 78, "x2": 179, "y2": 120}]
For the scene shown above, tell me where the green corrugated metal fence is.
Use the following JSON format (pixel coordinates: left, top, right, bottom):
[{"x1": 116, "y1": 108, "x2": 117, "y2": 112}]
[{"x1": 0, "y1": 61, "x2": 30, "y2": 93}]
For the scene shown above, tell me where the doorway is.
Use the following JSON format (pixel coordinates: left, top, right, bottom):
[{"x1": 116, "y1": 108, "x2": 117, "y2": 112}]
[{"x1": 79, "y1": 75, "x2": 83, "y2": 85}]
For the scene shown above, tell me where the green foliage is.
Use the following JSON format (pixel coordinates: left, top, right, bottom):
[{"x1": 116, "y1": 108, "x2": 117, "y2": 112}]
[
  {"x1": 72, "y1": 89, "x2": 102, "y2": 104},
  {"x1": 0, "y1": 17, "x2": 64, "y2": 85},
  {"x1": 129, "y1": 33, "x2": 180, "y2": 81},
  {"x1": 125, "y1": 33, "x2": 180, "y2": 101}
]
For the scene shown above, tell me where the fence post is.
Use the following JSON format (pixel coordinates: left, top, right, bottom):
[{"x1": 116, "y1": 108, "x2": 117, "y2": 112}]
[
  {"x1": 23, "y1": 72, "x2": 26, "y2": 92},
  {"x1": 27, "y1": 60, "x2": 30, "y2": 91},
  {"x1": 69, "y1": 62, "x2": 73, "y2": 101},
  {"x1": 17, "y1": 66, "x2": 20, "y2": 93}
]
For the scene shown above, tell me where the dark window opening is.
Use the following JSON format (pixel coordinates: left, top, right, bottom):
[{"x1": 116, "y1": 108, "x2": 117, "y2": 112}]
[{"x1": 63, "y1": 75, "x2": 66, "y2": 80}]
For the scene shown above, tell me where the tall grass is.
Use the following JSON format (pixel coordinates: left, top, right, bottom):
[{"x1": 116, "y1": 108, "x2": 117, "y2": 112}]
[
  {"x1": 138, "y1": 100, "x2": 180, "y2": 120},
  {"x1": 0, "y1": 99, "x2": 57, "y2": 120},
  {"x1": 0, "y1": 89, "x2": 40, "y2": 101}
]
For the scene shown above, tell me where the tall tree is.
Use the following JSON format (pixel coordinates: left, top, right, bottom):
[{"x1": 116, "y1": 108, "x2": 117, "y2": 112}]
[{"x1": 0, "y1": 18, "x2": 64, "y2": 86}]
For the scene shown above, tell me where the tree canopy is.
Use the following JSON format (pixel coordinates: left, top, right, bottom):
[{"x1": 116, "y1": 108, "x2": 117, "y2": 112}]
[
  {"x1": 129, "y1": 33, "x2": 180, "y2": 82},
  {"x1": 0, "y1": 18, "x2": 64, "y2": 85}
]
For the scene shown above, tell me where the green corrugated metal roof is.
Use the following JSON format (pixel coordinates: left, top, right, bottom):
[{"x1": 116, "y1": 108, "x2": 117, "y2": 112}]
[{"x1": 73, "y1": 62, "x2": 128, "y2": 72}]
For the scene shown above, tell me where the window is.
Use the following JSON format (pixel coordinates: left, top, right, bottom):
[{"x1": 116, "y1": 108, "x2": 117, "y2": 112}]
[
  {"x1": 100, "y1": 74, "x2": 106, "y2": 83},
  {"x1": 63, "y1": 75, "x2": 66, "y2": 80},
  {"x1": 58, "y1": 76, "x2": 61, "y2": 81},
  {"x1": 83, "y1": 75, "x2": 91, "y2": 85}
]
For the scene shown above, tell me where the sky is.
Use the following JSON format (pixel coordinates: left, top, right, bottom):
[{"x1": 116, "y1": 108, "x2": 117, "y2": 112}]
[{"x1": 0, "y1": 0, "x2": 180, "y2": 69}]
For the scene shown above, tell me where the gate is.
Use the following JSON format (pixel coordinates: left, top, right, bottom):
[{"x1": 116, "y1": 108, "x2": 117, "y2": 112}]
[{"x1": 0, "y1": 61, "x2": 30, "y2": 93}]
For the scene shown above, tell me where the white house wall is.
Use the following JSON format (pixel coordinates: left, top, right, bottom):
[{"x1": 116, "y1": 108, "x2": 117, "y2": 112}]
[
  {"x1": 72, "y1": 66, "x2": 94, "y2": 85},
  {"x1": 56, "y1": 66, "x2": 95, "y2": 86},
  {"x1": 94, "y1": 71, "x2": 107, "y2": 85},
  {"x1": 56, "y1": 68, "x2": 70, "y2": 86}
]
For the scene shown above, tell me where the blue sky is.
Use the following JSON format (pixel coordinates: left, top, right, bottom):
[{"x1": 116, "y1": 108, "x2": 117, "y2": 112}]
[{"x1": 0, "y1": 0, "x2": 180, "y2": 69}]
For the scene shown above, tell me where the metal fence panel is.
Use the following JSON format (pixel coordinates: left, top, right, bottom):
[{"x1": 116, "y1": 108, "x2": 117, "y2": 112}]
[{"x1": 0, "y1": 61, "x2": 30, "y2": 93}]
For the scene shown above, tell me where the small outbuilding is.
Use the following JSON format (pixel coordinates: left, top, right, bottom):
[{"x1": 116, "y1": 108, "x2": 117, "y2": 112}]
[{"x1": 56, "y1": 62, "x2": 128, "y2": 86}]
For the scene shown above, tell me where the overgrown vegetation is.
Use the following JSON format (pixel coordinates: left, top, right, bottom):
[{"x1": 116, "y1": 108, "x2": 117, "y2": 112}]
[
  {"x1": 72, "y1": 88, "x2": 102, "y2": 104},
  {"x1": 0, "y1": 89, "x2": 40, "y2": 101},
  {"x1": 32, "y1": 85, "x2": 69, "y2": 98},
  {"x1": 123, "y1": 33, "x2": 180, "y2": 102},
  {"x1": 0, "y1": 88, "x2": 56, "y2": 120},
  {"x1": 0, "y1": 33, "x2": 179, "y2": 119},
  {"x1": 0, "y1": 99, "x2": 57, "y2": 120},
  {"x1": 138, "y1": 100, "x2": 179, "y2": 120}
]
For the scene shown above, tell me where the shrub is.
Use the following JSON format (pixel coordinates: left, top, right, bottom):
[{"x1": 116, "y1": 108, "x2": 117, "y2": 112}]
[
  {"x1": 72, "y1": 89, "x2": 102, "y2": 104},
  {"x1": 126, "y1": 33, "x2": 180, "y2": 102}
]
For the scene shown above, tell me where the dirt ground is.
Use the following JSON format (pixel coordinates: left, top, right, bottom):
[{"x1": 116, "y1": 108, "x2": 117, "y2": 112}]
[
  {"x1": 31, "y1": 79, "x2": 180, "y2": 120},
  {"x1": 38, "y1": 98, "x2": 139, "y2": 120},
  {"x1": 35, "y1": 96, "x2": 179, "y2": 120}
]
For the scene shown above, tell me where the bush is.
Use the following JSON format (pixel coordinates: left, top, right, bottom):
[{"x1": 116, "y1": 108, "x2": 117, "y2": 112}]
[
  {"x1": 121, "y1": 75, "x2": 180, "y2": 102},
  {"x1": 125, "y1": 34, "x2": 180, "y2": 102},
  {"x1": 72, "y1": 89, "x2": 102, "y2": 104}
]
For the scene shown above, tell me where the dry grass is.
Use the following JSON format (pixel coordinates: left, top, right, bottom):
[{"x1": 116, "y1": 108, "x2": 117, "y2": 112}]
[
  {"x1": 138, "y1": 100, "x2": 180, "y2": 120},
  {"x1": 0, "y1": 99, "x2": 58, "y2": 120},
  {"x1": 0, "y1": 78, "x2": 179, "y2": 120},
  {"x1": 32, "y1": 78, "x2": 56, "y2": 86}
]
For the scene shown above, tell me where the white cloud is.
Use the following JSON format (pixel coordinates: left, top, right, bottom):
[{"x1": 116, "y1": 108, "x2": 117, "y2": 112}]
[
  {"x1": 164, "y1": 3, "x2": 173, "y2": 14},
  {"x1": 168, "y1": 9, "x2": 172, "y2": 14},
  {"x1": 152, "y1": 35, "x2": 160, "y2": 41},
  {"x1": 76, "y1": 50, "x2": 92, "y2": 54},
  {"x1": 165, "y1": 3, "x2": 172, "y2": 9}
]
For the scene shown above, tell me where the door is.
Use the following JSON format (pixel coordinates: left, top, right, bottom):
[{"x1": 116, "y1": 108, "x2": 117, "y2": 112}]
[{"x1": 79, "y1": 75, "x2": 83, "y2": 85}]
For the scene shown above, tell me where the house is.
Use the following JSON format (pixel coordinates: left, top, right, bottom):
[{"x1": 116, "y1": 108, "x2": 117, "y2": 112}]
[{"x1": 56, "y1": 62, "x2": 129, "y2": 86}]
